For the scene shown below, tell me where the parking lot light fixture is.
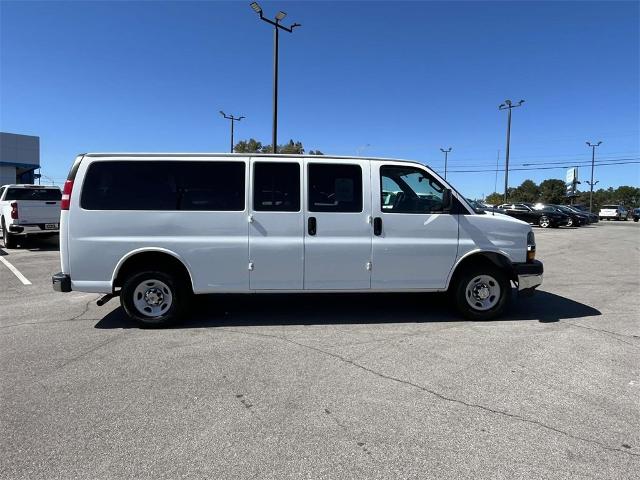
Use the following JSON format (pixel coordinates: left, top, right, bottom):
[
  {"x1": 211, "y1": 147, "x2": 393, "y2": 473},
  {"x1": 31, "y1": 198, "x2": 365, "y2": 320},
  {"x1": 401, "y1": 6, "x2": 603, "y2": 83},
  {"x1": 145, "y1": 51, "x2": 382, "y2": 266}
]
[
  {"x1": 499, "y1": 99, "x2": 525, "y2": 203},
  {"x1": 250, "y1": 2, "x2": 262, "y2": 14},
  {"x1": 220, "y1": 111, "x2": 245, "y2": 153},
  {"x1": 249, "y1": 3, "x2": 301, "y2": 153},
  {"x1": 440, "y1": 147, "x2": 452, "y2": 180},
  {"x1": 586, "y1": 141, "x2": 602, "y2": 213}
]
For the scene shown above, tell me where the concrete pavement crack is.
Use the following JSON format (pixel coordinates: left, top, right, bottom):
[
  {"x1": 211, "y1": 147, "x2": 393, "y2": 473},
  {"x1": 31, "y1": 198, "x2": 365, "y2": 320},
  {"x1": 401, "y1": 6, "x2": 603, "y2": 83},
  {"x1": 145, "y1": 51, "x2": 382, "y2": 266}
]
[
  {"x1": 0, "y1": 296, "x2": 98, "y2": 330},
  {"x1": 223, "y1": 328, "x2": 640, "y2": 459},
  {"x1": 563, "y1": 321, "x2": 640, "y2": 349},
  {"x1": 58, "y1": 332, "x2": 127, "y2": 368}
]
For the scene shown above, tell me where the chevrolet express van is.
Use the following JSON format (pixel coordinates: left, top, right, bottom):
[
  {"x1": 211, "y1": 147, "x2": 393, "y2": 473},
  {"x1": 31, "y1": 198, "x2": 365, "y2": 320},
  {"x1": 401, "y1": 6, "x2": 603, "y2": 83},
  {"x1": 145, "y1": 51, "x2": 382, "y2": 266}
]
[{"x1": 52, "y1": 154, "x2": 543, "y2": 326}]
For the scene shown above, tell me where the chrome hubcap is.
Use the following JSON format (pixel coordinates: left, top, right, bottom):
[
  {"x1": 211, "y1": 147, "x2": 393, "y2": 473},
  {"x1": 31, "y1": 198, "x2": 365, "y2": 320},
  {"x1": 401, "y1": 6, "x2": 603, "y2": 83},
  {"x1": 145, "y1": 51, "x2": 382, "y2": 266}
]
[
  {"x1": 133, "y1": 279, "x2": 173, "y2": 317},
  {"x1": 465, "y1": 275, "x2": 501, "y2": 311}
]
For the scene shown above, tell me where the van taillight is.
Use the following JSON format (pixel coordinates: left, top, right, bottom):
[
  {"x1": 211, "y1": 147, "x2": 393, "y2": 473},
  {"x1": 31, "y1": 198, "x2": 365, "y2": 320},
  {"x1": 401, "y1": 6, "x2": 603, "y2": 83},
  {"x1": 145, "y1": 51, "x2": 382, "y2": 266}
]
[
  {"x1": 10, "y1": 202, "x2": 18, "y2": 219},
  {"x1": 61, "y1": 180, "x2": 74, "y2": 210}
]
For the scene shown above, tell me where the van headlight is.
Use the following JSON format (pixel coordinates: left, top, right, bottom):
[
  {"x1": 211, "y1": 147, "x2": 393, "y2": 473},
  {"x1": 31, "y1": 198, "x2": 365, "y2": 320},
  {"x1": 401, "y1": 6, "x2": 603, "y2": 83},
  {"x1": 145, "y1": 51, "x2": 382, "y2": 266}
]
[{"x1": 527, "y1": 231, "x2": 536, "y2": 262}]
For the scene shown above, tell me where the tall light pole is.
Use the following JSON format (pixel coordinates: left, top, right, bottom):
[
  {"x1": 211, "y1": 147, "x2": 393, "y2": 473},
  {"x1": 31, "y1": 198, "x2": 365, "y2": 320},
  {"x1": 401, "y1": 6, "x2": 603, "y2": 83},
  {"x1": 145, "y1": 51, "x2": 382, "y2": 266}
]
[
  {"x1": 249, "y1": 2, "x2": 300, "y2": 153},
  {"x1": 219, "y1": 111, "x2": 244, "y2": 153},
  {"x1": 586, "y1": 141, "x2": 602, "y2": 213},
  {"x1": 498, "y1": 99, "x2": 525, "y2": 203},
  {"x1": 440, "y1": 147, "x2": 452, "y2": 180}
]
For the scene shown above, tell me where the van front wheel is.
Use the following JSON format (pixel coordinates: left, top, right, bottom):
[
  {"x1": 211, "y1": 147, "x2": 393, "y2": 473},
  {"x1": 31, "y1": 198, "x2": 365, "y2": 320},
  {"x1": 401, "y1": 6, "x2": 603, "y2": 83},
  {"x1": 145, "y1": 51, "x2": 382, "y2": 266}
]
[
  {"x1": 453, "y1": 266, "x2": 510, "y2": 321},
  {"x1": 121, "y1": 271, "x2": 187, "y2": 327}
]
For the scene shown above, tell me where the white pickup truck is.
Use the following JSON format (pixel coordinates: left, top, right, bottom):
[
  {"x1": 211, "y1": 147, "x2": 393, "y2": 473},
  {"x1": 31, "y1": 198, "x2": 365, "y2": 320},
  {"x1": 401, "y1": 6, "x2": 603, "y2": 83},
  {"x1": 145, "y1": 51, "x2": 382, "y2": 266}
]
[{"x1": 0, "y1": 184, "x2": 62, "y2": 248}]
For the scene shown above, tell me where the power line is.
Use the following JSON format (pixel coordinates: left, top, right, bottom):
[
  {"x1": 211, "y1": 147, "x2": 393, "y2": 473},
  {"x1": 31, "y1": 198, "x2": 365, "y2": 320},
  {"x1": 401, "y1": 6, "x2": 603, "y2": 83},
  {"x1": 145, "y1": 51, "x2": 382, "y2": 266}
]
[{"x1": 438, "y1": 160, "x2": 639, "y2": 174}]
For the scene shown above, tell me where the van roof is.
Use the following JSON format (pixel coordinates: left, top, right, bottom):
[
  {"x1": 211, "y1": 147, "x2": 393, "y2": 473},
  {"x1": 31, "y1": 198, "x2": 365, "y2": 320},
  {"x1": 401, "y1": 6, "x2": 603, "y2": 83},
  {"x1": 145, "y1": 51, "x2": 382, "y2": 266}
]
[{"x1": 81, "y1": 152, "x2": 428, "y2": 166}]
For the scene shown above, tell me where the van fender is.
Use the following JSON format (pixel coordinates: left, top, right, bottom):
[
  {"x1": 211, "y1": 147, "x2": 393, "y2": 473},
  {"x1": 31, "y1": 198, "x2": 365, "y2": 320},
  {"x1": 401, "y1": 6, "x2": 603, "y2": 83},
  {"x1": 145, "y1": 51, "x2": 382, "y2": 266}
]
[
  {"x1": 445, "y1": 248, "x2": 515, "y2": 290},
  {"x1": 110, "y1": 247, "x2": 195, "y2": 291}
]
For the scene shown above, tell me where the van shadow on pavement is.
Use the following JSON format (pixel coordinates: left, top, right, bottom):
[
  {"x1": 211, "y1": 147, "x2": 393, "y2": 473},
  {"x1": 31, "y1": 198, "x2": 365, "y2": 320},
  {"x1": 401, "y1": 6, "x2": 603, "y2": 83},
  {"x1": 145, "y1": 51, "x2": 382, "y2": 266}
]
[{"x1": 94, "y1": 290, "x2": 600, "y2": 329}]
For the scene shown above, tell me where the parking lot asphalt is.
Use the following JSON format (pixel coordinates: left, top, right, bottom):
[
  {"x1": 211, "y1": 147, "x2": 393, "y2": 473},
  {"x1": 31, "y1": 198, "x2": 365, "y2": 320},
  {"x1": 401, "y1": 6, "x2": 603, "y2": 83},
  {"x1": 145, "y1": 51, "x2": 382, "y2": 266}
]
[{"x1": 1, "y1": 222, "x2": 639, "y2": 479}]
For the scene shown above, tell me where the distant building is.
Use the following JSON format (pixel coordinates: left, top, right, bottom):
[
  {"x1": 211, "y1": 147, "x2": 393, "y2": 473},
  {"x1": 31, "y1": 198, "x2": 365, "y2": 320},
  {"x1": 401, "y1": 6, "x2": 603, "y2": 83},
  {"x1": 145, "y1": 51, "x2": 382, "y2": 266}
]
[{"x1": 0, "y1": 132, "x2": 40, "y2": 185}]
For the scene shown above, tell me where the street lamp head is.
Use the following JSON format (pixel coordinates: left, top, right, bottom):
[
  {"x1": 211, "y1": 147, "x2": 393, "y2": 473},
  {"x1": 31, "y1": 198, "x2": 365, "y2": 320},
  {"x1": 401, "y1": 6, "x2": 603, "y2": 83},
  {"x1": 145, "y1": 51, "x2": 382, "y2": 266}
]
[
  {"x1": 518, "y1": 99, "x2": 525, "y2": 105},
  {"x1": 238, "y1": 116, "x2": 245, "y2": 121},
  {"x1": 505, "y1": 99, "x2": 512, "y2": 106},
  {"x1": 275, "y1": 11, "x2": 287, "y2": 20},
  {"x1": 290, "y1": 22, "x2": 301, "y2": 30},
  {"x1": 219, "y1": 110, "x2": 226, "y2": 117},
  {"x1": 249, "y1": 2, "x2": 262, "y2": 14}
]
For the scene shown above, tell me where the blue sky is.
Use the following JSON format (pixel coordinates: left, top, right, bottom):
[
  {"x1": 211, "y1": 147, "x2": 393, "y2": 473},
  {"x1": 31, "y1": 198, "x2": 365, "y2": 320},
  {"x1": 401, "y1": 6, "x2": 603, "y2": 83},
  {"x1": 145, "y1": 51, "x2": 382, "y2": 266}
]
[{"x1": 1, "y1": 0, "x2": 638, "y2": 198}]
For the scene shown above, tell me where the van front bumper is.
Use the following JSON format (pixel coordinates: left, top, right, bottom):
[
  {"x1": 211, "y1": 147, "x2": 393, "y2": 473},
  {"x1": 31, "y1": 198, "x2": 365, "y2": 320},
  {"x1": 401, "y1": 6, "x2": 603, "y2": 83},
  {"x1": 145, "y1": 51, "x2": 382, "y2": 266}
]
[
  {"x1": 514, "y1": 260, "x2": 543, "y2": 296},
  {"x1": 52, "y1": 272, "x2": 72, "y2": 292}
]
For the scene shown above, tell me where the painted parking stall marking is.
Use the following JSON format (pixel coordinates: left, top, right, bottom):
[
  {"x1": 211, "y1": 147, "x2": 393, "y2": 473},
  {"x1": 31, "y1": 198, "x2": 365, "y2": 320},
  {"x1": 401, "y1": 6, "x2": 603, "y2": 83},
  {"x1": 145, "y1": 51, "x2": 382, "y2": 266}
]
[{"x1": 0, "y1": 256, "x2": 32, "y2": 285}]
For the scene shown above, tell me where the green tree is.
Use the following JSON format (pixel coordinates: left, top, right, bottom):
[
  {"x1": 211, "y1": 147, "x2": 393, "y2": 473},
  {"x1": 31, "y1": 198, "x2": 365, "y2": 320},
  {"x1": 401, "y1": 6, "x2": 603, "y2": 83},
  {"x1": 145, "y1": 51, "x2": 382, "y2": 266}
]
[
  {"x1": 539, "y1": 179, "x2": 566, "y2": 204},
  {"x1": 277, "y1": 139, "x2": 305, "y2": 154},
  {"x1": 484, "y1": 192, "x2": 503, "y2": 205},
  {"x1": 511, "y1": 180, "x2": 540, "y2": 203},
  {"x1": 234, "y1": 138, "x2": 324, "y2": 155},
  {"x1": 233, "y1": 138, "x2": 263, "y2": 153}
]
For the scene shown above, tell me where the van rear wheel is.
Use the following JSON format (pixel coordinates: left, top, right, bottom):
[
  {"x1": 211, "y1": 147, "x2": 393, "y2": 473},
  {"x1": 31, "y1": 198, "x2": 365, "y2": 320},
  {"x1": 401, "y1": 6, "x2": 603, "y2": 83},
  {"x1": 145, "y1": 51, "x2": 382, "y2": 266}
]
[
  {"x1": 452, "y1": 266, "x2": 510, "y2": 321},
  {"x1": 121, "y1": 271, "x2": 187, "y2": 327}
]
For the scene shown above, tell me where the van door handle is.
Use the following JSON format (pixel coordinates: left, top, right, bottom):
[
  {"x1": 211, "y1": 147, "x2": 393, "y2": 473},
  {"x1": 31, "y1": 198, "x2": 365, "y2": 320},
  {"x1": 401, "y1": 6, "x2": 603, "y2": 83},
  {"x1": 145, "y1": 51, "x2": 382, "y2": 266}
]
[
  {"x1": 308, "y1": 217, "x2": 317, "y2": 236},
  {"x1": 373, "y1": 217, "x2": 382, "y2": 236}
]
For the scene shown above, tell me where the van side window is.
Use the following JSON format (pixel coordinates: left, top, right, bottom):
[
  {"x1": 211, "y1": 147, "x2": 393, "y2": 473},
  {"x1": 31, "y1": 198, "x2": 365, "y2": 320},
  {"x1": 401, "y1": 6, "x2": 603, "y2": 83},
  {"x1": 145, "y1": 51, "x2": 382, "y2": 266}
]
[
  {"x1": 80, "y1": 161, "x2": 245, "y2": 211},
  {"x1": 253, "y1": 162, "x2": 300, "y2": 212},
  {"x1": 308, "y1": 164, "x2": 362, "y2": 213},
  {"x1": 0, "y1": 187, "x2": 5, "y2": 200},
  {"x1": 381, "y1": 166, "x2": 444, "y2": 213}
]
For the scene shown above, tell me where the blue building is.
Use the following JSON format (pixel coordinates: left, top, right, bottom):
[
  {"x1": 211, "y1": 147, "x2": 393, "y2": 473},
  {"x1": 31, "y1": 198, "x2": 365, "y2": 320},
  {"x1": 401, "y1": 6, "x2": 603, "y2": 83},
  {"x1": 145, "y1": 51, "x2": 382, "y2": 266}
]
[{"x1": 0, "y1": 132, "x2": 40, "y2": 185}]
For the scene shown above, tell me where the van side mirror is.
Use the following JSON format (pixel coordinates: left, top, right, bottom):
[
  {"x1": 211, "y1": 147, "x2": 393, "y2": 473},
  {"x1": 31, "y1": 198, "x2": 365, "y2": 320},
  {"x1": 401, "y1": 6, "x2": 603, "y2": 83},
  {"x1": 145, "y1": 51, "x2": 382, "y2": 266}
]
[{"x1": 442, "y1": 189, "x2": 453, "y2": 212}]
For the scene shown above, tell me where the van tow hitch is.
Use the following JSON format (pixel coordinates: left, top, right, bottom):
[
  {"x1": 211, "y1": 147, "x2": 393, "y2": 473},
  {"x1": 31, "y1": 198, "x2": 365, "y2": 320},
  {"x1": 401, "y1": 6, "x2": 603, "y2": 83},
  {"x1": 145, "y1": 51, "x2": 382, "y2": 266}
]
[{"x1": 96, "y1": 292, "x2": 119, "y2": 307}]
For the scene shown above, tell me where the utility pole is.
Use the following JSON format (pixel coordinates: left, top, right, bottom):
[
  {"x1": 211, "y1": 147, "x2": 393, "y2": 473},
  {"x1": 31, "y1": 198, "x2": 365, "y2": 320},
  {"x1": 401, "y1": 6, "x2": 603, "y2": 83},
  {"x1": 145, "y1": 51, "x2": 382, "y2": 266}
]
[
  {"x1": 219, "y1": 111, "x2": 244, "y2": 153},
  {"x1": 499, "y1": 99, "x2": 525, "y2": 203},
  {"x1": 249, "y1": 2, "x2": 300, "y2": 153},
  {"x1": 494, "y1": 150, "x2": 500, "y2": 196},
  {"x1": 586, "y1": 141, "x2": 602, "y2": 213},
  {"x1": 440, "y1": 147, "x2": 452, "y2": 180}
]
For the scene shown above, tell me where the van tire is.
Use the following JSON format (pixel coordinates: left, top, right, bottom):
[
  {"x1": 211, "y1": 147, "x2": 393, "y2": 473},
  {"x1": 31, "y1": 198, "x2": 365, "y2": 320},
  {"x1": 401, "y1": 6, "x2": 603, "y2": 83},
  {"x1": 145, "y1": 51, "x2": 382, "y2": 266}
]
[
  {"x1": 121, "y1": 270, "x2": 188, "y2": 327},
  {"x1": 1, "y1": 219, "x2": 17, "y2": 249},
  {"x1": 452, "y1": 266, "x2": 510, "y2": 321}
]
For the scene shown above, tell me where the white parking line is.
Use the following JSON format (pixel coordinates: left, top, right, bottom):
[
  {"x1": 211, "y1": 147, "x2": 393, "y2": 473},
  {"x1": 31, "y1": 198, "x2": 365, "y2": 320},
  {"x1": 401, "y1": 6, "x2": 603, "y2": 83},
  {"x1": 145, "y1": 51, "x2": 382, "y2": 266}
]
[{"x1": 0, "y1": 256, "x2": 32, "y2": 285}]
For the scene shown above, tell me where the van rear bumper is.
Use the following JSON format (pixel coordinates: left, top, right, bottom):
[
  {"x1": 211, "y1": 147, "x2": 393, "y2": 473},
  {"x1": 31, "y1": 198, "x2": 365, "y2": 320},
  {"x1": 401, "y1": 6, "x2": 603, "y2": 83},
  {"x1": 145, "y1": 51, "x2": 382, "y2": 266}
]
[
  {"x1": 52, "y1": 272, "x2": 72, "y2": 292},
  {"x1": 514, "y1": 260, "x2": 543, "y2": 296}
]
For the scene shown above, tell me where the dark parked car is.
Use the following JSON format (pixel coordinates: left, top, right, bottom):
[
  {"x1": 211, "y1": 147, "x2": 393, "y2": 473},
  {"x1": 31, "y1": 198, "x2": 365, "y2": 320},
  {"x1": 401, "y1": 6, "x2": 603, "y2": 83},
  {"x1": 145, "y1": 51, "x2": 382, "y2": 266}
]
[
  {"x1": 466, "y1": 199, "x2": 507, "y2": 215},
  {"x1": 571, "y1": 204, "x2": 599, "y2": 223},
  {"x1": 497, "y1": 203, "x2": 570, "y2": 228},
  {"x1": 633, "y1": 208, "x2": 640, "y2": 222},
  {"x1": 553, "y1": 205, "x2": 589, "y2": 226}
]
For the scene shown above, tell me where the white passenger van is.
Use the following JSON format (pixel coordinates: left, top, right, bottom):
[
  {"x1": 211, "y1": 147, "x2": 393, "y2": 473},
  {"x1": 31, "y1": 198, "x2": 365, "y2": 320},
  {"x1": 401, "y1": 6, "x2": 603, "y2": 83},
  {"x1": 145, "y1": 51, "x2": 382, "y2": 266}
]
[{"x1": 52, "y1": 154, "x2": 543, "y2": 326}]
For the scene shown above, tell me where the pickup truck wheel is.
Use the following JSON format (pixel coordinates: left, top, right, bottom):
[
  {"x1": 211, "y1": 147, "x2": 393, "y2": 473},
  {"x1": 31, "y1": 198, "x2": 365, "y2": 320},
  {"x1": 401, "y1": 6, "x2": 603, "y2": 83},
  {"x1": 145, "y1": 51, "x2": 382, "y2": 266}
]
[
  {"x1": 538, "y1": 216, "x2": 550, "y2": 228},
  {"x1": 453, "y1": 266, "x2": 510, "y2": 321},
  {"x1": 1, "y1": 220, "x2": 17, "y2": 249},
  {"x1": 121, "y1": 271, "x2": 187, "y2": 327}
]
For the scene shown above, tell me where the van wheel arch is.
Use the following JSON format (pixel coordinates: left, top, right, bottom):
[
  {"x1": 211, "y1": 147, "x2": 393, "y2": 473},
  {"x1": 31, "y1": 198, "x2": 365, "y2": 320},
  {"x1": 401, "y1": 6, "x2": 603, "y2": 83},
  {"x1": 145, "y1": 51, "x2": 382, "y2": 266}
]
[
  {"x1": 114, "y1": 251, "x2": 194, "y2": 294},
  {"x1": 448, "y1": 252, "x2": 516, "y2": 291}
]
